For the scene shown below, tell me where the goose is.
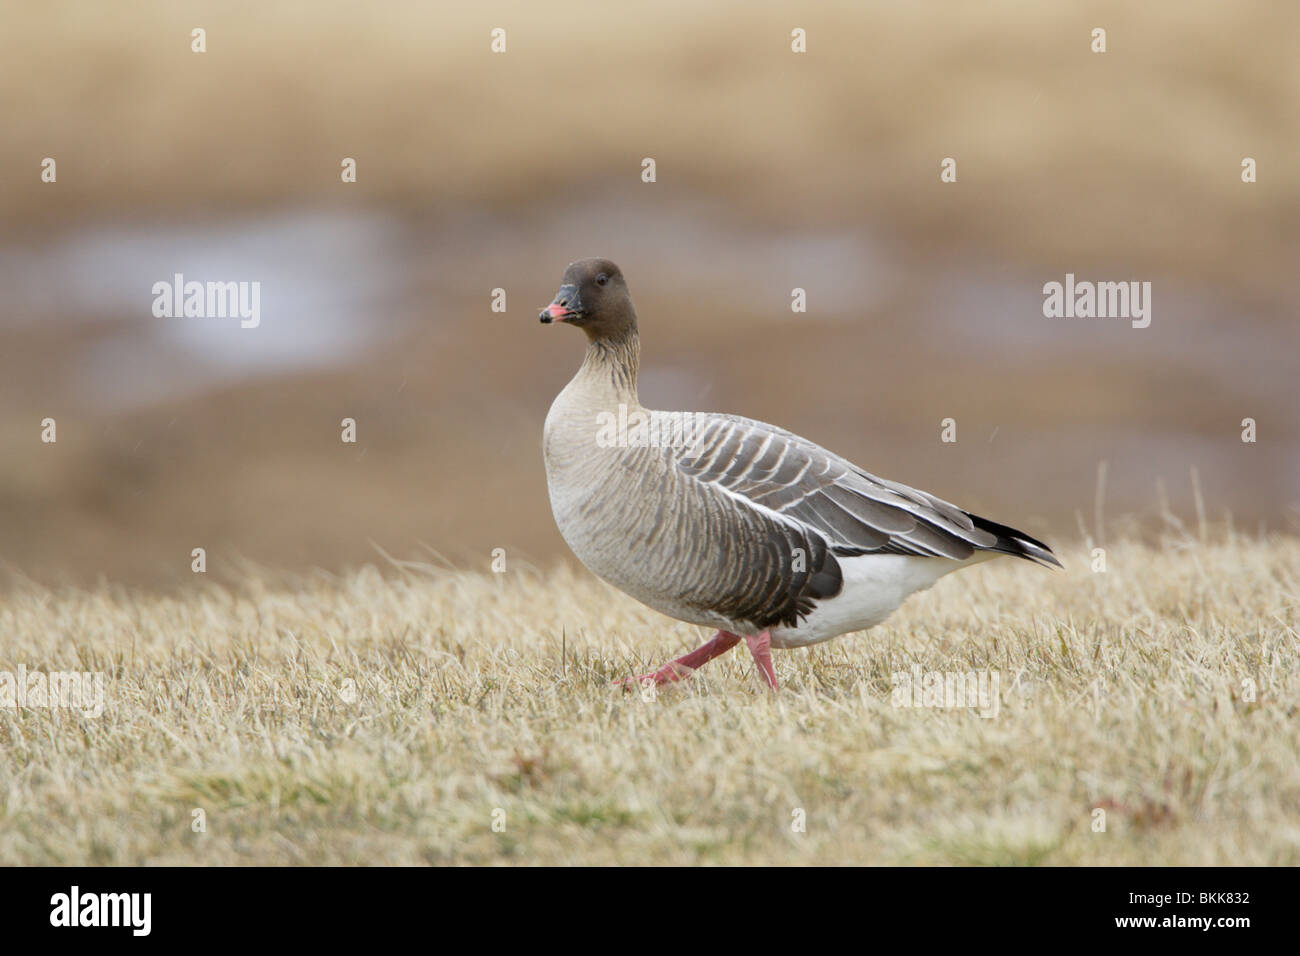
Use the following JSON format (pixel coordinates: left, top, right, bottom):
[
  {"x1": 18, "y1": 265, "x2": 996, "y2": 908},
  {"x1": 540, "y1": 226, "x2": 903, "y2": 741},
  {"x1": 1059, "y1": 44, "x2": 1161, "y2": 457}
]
[{"x1": 539, "y1": 258, "x2": 1059, "y2": 690}]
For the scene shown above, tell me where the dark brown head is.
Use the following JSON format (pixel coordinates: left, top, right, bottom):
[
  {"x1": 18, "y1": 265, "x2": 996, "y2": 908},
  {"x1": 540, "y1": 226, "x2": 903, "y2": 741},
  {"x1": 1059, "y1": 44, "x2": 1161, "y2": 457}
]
[{"x1": 539, "y1": 258, "x2": 637, "y2": 343}]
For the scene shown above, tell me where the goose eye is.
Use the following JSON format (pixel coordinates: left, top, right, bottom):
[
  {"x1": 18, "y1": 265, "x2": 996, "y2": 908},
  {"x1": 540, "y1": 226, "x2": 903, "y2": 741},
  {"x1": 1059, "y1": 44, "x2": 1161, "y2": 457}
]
[{"x1": 596, "y1": 274, "x2": 608, "y2": 286}]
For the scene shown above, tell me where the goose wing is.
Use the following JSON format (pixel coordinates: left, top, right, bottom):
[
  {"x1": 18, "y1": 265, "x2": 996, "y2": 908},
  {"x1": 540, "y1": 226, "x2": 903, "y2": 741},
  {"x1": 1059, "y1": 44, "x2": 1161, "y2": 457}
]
[
  {"x1": 673, "y1": 412, "x2": 1048, "y2": 562},
  {"x1": 653, "y1": 412, "x2": 1057, "y2": 632}
]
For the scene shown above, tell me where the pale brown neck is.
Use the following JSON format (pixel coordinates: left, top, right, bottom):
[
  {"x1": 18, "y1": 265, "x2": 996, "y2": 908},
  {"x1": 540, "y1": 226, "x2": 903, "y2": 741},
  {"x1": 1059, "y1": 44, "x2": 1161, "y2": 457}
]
[{"x1": 578, "y1": 327, "x2": 640, "y2": 404}]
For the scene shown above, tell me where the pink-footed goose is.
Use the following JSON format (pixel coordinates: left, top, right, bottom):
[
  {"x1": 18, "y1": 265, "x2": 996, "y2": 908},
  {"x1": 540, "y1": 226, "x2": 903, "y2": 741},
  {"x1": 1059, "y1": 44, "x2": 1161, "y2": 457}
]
[{"x1": 539, "y1": 258, "x2": 1059, "y2": 690}]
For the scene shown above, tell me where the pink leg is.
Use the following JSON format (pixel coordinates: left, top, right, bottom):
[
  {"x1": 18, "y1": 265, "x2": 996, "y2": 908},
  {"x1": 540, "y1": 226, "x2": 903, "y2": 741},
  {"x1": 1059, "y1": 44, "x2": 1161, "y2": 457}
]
[
  {"x1": 744, "y1": 631, "x2": 779, "y2": 690},
  {"x1": 618, "y1": 630, "x2": 741, "y2": 687}
]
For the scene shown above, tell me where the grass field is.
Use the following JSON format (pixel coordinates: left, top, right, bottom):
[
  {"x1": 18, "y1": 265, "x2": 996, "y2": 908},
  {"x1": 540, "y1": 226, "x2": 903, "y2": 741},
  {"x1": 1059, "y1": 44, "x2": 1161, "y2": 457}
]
[{"x1": 1, "y1": 531, "x2": 1296, "y2": 865}]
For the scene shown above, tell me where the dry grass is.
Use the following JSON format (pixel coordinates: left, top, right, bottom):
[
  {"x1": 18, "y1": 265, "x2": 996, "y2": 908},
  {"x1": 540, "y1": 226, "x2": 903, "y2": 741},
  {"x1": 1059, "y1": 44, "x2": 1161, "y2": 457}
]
[{"x1": 1, "y1": 532, "x2": 1297, "y2": 865}]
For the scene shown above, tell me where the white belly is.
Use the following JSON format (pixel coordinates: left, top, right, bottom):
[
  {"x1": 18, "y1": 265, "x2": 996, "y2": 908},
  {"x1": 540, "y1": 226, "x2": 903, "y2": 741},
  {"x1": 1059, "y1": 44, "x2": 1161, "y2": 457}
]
[{"x1": 767, "y1": 553, "x2": 977, "y2": 648}]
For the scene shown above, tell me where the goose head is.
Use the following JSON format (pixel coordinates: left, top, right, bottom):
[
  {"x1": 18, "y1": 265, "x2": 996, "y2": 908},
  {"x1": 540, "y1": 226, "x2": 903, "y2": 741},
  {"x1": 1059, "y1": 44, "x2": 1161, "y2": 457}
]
[{"x1": 539, "y1": 258, "x2": 637, "y2": 343}]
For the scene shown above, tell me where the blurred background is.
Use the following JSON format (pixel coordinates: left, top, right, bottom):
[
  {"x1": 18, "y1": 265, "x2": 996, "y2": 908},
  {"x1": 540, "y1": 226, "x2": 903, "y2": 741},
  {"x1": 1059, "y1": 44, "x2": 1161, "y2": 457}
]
[{"x1": 1, "y1": 0, "x2": 1296, "y2": 589}]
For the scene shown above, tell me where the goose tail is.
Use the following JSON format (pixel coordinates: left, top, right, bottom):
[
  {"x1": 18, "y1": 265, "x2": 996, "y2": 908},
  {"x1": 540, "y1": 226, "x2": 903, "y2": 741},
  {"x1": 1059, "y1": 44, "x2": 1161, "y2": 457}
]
[{"x1": 966, "y1": 513, "x2": 1062, "y2": 569}]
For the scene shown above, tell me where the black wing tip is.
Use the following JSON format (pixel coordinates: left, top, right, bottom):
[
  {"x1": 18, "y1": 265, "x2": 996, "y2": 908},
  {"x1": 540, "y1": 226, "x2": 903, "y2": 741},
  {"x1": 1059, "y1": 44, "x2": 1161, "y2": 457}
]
[{"x1": 965, "y1": 513, "x2": 1063, "y2": 570}]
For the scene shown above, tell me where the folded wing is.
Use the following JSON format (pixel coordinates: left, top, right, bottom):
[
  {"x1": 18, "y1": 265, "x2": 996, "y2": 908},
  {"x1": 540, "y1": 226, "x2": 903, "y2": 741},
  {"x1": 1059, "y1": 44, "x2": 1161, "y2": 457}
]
[{"x1": 675, "y1": 412, "x2": 1059, "y2": 564}]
